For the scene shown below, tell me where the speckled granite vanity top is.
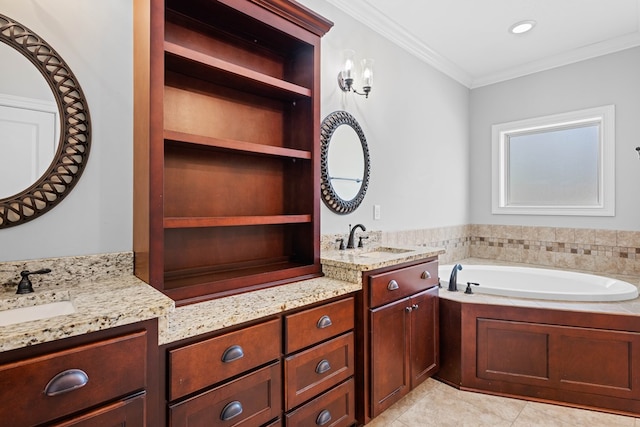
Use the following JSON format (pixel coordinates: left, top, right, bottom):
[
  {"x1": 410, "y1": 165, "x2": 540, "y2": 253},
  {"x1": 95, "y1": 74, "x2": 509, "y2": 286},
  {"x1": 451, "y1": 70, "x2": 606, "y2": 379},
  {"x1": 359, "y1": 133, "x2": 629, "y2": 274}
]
[
  {"x1": 321, "y1": 245, "x2": 445, "y2": 285},
  {"x1": 321, "y1": 245, "x2": 444, "y2": 270},
  {"x1": 0, "y1": 246, "x2": 443, "y2": 351},
  {"x1": 0, "y1": 275, "x2": 174, "y2": 351}
]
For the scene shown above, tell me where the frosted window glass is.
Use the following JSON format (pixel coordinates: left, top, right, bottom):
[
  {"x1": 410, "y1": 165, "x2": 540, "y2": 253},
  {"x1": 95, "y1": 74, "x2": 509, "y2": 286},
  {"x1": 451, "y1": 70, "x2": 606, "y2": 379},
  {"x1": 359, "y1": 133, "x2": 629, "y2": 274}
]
[
  {"x1": 491, "y1": 105, "x2": 614, "y2": 216},
  {"x1": 507, "y1": 125, "x2": 599, "y2": 206}
]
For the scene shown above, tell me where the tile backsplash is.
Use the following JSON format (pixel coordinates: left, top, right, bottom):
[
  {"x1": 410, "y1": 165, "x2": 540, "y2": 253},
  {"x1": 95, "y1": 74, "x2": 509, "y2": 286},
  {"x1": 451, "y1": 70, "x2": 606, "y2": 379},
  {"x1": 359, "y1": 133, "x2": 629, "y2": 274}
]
[{"x1": 323, "y1": 224, "x2": 640, "y2": 276}]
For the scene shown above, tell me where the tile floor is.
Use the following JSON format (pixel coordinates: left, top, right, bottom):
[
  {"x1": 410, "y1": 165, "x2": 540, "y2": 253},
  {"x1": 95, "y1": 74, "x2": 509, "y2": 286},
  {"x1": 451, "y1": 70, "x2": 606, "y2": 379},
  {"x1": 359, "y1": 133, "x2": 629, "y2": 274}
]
[{"x1": 367, "y1": 379, "x2": 640, "y2": 426}]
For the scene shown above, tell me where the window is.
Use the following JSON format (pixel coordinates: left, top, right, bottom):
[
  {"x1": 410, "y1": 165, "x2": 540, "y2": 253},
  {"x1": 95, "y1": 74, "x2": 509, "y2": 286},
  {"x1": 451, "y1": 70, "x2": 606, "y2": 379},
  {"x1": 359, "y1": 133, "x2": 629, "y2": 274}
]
[{"x1": 491, "y1": 105, "x2": 615, "y2": 216}]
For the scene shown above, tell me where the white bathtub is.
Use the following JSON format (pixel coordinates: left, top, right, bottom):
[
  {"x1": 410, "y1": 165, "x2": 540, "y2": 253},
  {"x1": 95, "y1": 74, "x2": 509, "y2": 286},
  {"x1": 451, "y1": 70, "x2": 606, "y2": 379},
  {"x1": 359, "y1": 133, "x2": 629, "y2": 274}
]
[{"x1": 438, "y1": 264, "x2": 639, "y2": 302}]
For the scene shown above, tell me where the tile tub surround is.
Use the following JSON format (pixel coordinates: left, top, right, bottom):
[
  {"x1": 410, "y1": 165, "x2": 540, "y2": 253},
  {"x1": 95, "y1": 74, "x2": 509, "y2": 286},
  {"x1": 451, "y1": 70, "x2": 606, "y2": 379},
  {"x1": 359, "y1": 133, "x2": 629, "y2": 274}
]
[{"x1": 323, "y1": 224, "x2": 640, "y2": 275}]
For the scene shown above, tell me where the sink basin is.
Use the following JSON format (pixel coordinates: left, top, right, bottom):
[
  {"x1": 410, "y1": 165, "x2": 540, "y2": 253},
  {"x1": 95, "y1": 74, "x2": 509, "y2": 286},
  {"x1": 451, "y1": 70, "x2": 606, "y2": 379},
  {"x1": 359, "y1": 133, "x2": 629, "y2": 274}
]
[
  {"x1": 357, "y1": 247, "x2": 414, "y2": 258},
  {"x1": 0, "y1": 301, "x2": 76, "y2": 327}
]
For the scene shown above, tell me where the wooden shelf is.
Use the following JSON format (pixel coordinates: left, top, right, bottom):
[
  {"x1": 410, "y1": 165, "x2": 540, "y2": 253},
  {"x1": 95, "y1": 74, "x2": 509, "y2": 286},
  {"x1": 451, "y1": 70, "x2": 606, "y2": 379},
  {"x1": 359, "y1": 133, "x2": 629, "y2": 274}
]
[
  {"x1": 134, "y1": 0, "x2": 330, "y2": 303},
  {"x1": 164, "y1": 215, "x2": 312, "y2": 229},
  {"x1": 164, "y1": 130, "x2": 312, "y2": 159},
  {"x1": 165, "y1": 41, "x2": 312, "y2": 101},
  {"x1": 164, "y1": 261, "x2": 319, "y2": 304}
]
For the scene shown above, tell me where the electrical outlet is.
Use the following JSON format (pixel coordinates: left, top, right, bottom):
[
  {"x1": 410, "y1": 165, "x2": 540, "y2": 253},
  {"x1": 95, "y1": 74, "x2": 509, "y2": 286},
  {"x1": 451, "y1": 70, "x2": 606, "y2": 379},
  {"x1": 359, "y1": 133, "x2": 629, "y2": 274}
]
[{"x1": 374, "y1": 204, "x2": 381, "y2": 220}]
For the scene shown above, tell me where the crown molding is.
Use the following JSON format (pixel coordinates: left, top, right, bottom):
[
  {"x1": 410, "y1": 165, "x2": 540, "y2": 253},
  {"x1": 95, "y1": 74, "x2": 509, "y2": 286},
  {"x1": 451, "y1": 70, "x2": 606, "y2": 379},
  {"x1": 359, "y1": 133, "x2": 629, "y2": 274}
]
[
  {"x1": 324, "y1": 0, "x2": 473, "y2": 87},
  {"x1": 471, "y1": 32, "x2": 640, "y2": 88},
  {"x1": 325, "y1": 0, "x2": 640, "y2": 90}
]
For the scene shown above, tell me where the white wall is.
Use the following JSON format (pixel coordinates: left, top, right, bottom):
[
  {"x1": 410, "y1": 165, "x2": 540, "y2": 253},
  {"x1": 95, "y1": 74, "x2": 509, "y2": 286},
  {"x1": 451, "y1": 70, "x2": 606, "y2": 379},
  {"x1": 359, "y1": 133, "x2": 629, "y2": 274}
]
[
  {"x1": 0, "y1": 0, "x2": 133, "y2": 261},
  {"x1": 298, "y1": 0, "x2": 471, "y2": 236},
  {"x1": 470, "y1": 47, "x2": 640, "y2": 231}
]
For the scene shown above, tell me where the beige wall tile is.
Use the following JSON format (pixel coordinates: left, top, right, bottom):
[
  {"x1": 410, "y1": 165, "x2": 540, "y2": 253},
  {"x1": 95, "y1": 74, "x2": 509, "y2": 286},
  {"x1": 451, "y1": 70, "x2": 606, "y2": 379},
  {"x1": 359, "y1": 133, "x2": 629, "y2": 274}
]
[
  {"x1": 574, "y1": 228, "x2": 596, "y2": 244},
  {"x1": 522, "y1": 249, "x2": 555, "y2": 267},
  {"x1": 555, "y1": 227, "x2": 575, "y2": 243},
  {"x1": 595, "y1": 229, "x2": 617, "y2": 246},
  {"x1": 522, "y1": 226, "x2": 555, "y2": 242},
  {"x1": 491, "y1": 225, "x2": 522, "y2": 239},
  {"x1": 476, "y1": 224, "x2": 492, "y2": 237},
  {"x1": 617, "y1": 230, "x2": 640, "y2": 248}
]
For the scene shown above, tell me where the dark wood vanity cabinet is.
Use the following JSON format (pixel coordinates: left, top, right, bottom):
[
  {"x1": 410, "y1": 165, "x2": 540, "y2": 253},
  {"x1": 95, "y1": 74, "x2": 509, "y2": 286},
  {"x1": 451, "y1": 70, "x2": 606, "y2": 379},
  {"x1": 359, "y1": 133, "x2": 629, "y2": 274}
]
[
  {"x1": 162, "y1": 295, "x2": 356, "y2": 427},
  {"x1": 166, "y1": 319, "x2": 282, "y2": 427},
  {"x1": 0, "y1": 320, "x2": 158, "y2": 427},
  {"x1": 133, "y1": 0, "x2": 332, "y2": 304},
  {"x1": 357, "y1": 258, "x2": 439, "y2": 423},
  {"x1": 284, "y1": 297, "x2": 356, "y2": 426}
]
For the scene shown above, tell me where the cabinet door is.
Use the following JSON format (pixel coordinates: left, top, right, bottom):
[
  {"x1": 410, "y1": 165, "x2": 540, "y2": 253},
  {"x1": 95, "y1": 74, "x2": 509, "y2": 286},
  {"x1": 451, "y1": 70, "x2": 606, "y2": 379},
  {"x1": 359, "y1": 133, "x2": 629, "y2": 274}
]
[
  {"x1": 409, "y1": 287, "x2": 439, "y2": 388},
  {"x1": 370, "y1": 297, "x2": 410, "y2": 418}
]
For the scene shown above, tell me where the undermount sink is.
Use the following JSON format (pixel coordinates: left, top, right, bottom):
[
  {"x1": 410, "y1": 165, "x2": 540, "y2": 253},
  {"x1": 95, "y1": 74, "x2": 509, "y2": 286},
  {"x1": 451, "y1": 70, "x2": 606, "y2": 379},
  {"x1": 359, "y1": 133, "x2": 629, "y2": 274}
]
[
  {"x1": 357, "y1": 247, "x2": 414, "y2": 258},
  {"x1": 0, "y1": 301, "x2": 76, "y2": 327}
]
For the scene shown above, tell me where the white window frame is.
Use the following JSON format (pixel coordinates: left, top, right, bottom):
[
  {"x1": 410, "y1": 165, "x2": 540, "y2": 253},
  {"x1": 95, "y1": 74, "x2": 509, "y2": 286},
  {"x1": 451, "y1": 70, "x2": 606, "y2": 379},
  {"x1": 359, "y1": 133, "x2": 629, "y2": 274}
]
[{"x1": 491, "y1": 105, "x2": 615, "y2": 216}]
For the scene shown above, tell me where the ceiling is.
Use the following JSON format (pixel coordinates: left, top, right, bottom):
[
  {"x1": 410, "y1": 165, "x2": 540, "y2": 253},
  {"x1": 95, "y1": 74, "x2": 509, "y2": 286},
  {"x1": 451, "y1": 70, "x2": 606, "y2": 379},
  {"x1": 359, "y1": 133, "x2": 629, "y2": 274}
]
[{"x1": 324, "y1": 0, "x2": 640, "y2": 88}]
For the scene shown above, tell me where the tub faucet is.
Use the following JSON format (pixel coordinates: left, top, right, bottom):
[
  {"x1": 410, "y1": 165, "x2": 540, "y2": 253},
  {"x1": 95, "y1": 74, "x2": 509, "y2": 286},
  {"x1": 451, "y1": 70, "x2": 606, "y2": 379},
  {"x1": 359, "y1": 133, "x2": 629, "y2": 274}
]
[
  {"x1": 347, "y1": 224, "x2": 366, "y2": 249},
  {"x1": 448, "y1": 264, "x2": 462, "y2": 292}
]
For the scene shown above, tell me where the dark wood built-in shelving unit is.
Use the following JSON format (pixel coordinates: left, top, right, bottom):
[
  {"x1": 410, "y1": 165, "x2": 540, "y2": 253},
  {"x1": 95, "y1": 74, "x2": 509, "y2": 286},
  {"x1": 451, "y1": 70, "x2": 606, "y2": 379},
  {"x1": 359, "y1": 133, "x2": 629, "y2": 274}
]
[{"x1": 134, "y1": 0, "x2": 332, "y2": 304}]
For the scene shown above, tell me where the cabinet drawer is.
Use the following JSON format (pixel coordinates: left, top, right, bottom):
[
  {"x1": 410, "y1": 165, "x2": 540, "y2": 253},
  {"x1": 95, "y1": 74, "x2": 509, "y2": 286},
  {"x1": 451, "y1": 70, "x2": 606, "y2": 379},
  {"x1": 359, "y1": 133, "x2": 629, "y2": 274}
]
[
  {"x1": 50, "y1": 393, "x2": 145, "y2": 427},
  {"x1": 285, "y1": 297, "x2": 354, "y2": 353},
  {"x1": 285, "y1": 378, "x2": 355, "y2": 427},
  {"x1": 169, "y1": 362, "x2": 282, "y2": 427},
  {"x1": 370, "y1": 260, "x2": 438, "y2": 308},
  {"x1": 0, "y1": 331, "x2": 146, "y2": 427},
  {"x1": 169, "y1": 318, "x2": 280, "y2": 400},
  {"x1": 284, "y1": 332, "x2": 354, "y2": 410}
]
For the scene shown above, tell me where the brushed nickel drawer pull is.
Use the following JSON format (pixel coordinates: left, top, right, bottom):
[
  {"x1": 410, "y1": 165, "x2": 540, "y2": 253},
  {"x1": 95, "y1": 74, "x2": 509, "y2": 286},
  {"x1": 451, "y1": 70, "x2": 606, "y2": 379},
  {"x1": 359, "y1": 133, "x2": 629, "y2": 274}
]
[
  {"x1": 220, "y1": 400, "x2": 243, "y2": 421},
  {"x1": 44, "y1": 369, "x2": 88, "y2": 396},
  {"x1": 221, "y1": 345, "x2": 244, "y2": 363},
  {"x1": 317, "y1": 315, "x2": 332, "y2": 329},
  {"x1": 421, "y1": 271, "x2": 431, "y2": 279},
  {"x1": 412, "y1": 304, "x2": 419, "y2": 310},
  {"x1": 315, "y1": 359, "x2": 332, "y2": 374},
  {"x1": 316, "y1": 409, "x2": 332, "y2": 426},
  {"x1": 387, "y1": 280, "x2": 399, "y2": 291}
]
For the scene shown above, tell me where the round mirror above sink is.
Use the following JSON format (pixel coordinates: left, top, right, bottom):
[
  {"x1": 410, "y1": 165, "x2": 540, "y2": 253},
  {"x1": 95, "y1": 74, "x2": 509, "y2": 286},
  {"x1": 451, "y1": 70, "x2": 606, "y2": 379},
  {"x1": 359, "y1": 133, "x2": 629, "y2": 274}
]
[{"x1": 320, "y1": 110, "x2": 370, "y2": 215}]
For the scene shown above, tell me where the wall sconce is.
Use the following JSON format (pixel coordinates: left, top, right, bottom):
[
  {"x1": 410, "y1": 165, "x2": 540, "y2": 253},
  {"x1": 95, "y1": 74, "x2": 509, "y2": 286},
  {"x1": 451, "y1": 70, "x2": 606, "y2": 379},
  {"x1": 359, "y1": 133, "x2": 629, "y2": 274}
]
[{"x1": 337, "y1": 49, "x2": 374, "y2": 98}]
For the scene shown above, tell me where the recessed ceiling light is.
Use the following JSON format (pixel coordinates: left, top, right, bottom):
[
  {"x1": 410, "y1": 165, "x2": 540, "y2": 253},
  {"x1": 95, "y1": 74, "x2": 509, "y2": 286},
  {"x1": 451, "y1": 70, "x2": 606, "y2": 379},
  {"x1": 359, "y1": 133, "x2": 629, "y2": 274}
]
[{"x1": 509, "y1": 20, "x2": 536, "y2": 35}]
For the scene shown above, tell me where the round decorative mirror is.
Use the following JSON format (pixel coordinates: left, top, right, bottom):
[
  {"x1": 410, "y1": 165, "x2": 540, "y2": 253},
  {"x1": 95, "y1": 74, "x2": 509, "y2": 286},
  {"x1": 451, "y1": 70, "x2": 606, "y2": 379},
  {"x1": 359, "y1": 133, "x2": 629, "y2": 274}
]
[
  {"x1": 320, "y1": 111, "x2": 370, "y2": 214},
  {"x1": 0, "y1": 14, "x2": 91, "y2": 228}
]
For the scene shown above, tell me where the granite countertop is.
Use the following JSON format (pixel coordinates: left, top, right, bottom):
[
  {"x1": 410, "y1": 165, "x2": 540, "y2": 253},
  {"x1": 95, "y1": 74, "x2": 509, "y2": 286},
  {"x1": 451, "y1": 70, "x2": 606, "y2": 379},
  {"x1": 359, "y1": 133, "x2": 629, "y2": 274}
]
[
  {"x1": 0, "y1": 246, "x2": 442, "y2": 352},
  {"x1": 159, "y1": 276, "x2": 361, "y2": 345},
  {"x1": 321, "y1": 245, "x2": 445, "y2": 271},
  {"x1": 6, "y1": 249, "x2": 639, "y2": 353},
  {"x1": 159, "y1": 244, "x2": 441, "y2": 344},
  {"x1": 0, "y1": 274, "x2": 174, "y2": 352}
]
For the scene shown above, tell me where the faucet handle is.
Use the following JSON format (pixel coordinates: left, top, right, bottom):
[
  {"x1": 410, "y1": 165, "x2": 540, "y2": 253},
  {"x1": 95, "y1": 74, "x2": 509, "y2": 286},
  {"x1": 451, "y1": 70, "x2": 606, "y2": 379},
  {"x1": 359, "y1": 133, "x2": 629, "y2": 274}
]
[
  {"x1": 335, "y1": 238, "x2": 345, "y2": 250},
  {"x1": 358, "y1": 236, "x2": 369, "y2": 248},
  {"x1": 16, "y1": 268, "x2": 52, "y2": 294}
]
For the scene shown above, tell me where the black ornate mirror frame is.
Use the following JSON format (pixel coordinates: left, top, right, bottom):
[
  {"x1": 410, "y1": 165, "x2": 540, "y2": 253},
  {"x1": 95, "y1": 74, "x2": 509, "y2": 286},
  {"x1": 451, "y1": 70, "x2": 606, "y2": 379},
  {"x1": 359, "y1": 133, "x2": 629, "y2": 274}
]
[
  {"x1": 0, "y1": 14, "x2": 91, "y2": 228},
  {"x1": 320, "y1": 110, "x2": 370, "y2": 214}
]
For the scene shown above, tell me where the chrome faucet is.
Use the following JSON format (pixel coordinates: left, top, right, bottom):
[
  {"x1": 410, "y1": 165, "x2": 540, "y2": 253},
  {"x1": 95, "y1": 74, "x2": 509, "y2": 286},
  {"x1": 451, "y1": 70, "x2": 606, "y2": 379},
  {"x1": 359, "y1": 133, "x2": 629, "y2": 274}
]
[
  {"x1": 347, "y1": 224, "x2": 366, "y2": 249},
  {"x1": 448, "y1": 264, "x2": 462, "y2": 292}
]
